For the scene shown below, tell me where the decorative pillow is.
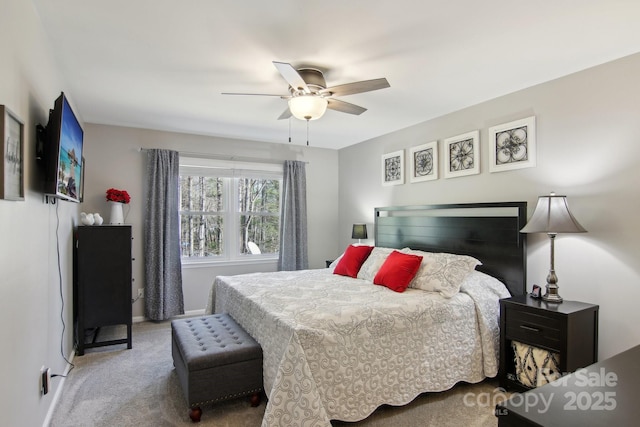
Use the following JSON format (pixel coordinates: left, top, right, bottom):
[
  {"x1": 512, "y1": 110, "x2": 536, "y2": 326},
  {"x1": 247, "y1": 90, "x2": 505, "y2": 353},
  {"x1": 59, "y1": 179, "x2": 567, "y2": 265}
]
[
  {"x1": 406, "y1": 250, "x2": 481, "y2": 297},
  {"x1": 357, "y1": 247, "x2": 399, "y2": 282},
  {"x1": 373, "y1": 250, "x2": 423, "y2": 293},
  {"x1": 333, "y1": 245, "x2": 374, "y2": 278}
]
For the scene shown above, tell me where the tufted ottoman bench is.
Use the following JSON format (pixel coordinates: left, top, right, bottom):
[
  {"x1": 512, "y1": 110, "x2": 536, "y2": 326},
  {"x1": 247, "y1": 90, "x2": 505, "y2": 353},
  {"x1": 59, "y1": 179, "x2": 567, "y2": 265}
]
[{"x1": 171, "y1": 314, "x2": 263, "y2": 422}]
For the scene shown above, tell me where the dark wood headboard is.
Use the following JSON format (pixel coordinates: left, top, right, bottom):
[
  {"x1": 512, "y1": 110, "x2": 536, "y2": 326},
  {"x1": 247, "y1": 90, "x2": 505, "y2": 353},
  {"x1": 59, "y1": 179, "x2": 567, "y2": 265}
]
[{"x1": 374, "y1": 202, "x2": 527, "y2": 296}]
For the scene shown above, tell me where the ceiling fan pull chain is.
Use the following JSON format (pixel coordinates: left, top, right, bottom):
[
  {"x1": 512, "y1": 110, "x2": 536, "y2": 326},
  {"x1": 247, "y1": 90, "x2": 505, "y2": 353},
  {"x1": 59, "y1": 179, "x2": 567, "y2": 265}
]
[
  {"x1": 288, "y1": 117, "x2": 292, "y2": 143},
  {"x1": 306, "y1": 119, "x2": 310, "y2": 146}
]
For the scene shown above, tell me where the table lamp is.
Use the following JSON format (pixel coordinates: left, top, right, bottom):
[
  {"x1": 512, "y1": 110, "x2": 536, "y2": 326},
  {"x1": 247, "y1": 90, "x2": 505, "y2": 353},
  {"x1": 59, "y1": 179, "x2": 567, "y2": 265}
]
[
  {"x1": 520, "y1": 193, "x2": 587, "y2": 302},
  {"x1": 351, "y1": 224, "x2": 368, "y2": 244}
]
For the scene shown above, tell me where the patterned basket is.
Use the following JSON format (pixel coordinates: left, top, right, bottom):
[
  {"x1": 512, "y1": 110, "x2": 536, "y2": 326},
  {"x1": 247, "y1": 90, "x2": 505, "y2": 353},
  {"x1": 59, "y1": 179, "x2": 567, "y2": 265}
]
[{"x1": 512, "y1": 340, "x2": 561, "y2": 387}]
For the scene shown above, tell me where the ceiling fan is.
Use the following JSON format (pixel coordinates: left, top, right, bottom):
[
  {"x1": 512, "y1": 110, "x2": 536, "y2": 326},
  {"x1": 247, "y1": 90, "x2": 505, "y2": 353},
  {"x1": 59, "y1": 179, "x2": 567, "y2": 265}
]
[{"x1": 222, "y1": 61, "x2": 390, "y2": 121}]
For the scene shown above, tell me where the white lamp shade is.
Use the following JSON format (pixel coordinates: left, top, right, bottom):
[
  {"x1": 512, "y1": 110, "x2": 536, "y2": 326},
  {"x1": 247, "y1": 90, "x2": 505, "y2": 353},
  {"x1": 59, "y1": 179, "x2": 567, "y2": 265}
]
[
  {"x1": 288, "y1": 95, "x2": 328, "y2": 121},
  {"x1": 521, "y1": 194, "x2": 587, "y2": 234}
]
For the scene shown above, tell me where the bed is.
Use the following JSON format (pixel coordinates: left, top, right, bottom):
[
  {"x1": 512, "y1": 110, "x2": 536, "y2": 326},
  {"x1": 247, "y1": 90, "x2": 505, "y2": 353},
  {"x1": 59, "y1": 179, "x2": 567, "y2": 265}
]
[{"x1": 206, "y1": 202, "x2": 527, "y2": 426}]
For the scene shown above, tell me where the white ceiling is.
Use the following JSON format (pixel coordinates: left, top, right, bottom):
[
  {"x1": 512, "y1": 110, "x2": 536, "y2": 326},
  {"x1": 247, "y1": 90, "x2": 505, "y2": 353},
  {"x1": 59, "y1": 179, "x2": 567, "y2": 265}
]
[{"x1": 32, "y1": 0, "x2": 640, "y2": 150}]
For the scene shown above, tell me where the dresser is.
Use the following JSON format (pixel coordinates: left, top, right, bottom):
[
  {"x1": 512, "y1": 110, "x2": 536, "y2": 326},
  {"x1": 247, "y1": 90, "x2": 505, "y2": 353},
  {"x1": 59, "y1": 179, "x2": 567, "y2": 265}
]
[
  {"x1": 73, "y1": 225, "x2": 133, "y2": 355},
  {"x1": 499, "y1": 295, "x2": 599, "y2": 391}
]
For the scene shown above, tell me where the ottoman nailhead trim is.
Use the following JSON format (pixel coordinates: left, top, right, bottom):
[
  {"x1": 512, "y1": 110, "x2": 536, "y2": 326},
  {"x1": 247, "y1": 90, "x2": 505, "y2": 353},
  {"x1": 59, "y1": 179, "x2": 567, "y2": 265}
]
[{"x1": 191, "y1": 387, "x2": 263, "y2": 407}]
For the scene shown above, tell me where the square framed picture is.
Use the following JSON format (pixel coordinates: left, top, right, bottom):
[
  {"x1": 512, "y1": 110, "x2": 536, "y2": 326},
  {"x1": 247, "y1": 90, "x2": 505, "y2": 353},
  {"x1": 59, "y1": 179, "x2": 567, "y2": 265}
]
[
  {"x1": 443, "y1": 130, "x2": 479, "y2": 179},
  {"x1": 409, "y1": 141, "x2": 438, "y2": 183},
  {"x1": 489, "y1": 116, "x2": 536, "y2": 173},
  {"x1": 0, "y1": 105, "x2": 24, "y2": 201},
  {"x1": 381, "y1": 150, "x2": 404, "y2": 186}
]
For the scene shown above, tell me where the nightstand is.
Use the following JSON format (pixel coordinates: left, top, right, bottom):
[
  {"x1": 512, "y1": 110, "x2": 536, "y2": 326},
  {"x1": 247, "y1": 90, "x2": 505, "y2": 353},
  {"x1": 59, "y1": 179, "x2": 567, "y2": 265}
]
[{"x1": 499, "y1": 294, "x2": 598, "y2": 391}]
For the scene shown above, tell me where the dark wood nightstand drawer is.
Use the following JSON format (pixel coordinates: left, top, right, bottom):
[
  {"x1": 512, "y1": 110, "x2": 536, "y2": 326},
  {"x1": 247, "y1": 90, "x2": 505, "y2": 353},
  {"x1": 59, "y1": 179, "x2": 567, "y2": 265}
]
[{"x1": 505, "y1": 309, "x2": 561, "y2": 350}]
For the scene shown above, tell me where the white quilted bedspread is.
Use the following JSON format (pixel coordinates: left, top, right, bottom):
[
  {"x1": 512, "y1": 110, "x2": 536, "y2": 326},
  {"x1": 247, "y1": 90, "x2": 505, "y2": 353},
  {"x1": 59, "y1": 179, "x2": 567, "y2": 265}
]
[{"x1": 207, "y1": 269, "x2": 509, "y2": 427}]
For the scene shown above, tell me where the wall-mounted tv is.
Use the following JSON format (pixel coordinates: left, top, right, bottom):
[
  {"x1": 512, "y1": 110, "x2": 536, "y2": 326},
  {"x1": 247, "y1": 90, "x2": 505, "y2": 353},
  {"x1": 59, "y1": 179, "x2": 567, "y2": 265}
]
[{"x1": 43, "y1": 92, "x2": 84, "y2": 203}]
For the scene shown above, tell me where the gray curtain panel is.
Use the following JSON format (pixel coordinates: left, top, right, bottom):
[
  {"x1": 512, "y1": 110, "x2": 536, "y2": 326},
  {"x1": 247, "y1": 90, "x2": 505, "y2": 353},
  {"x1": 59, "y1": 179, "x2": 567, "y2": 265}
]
[
  {"x1": 144, "y1": 149, "x2": 184, "y2": 320},
  {"x1": 278, "y1": 160, "x2": 309, "y2": 271}
]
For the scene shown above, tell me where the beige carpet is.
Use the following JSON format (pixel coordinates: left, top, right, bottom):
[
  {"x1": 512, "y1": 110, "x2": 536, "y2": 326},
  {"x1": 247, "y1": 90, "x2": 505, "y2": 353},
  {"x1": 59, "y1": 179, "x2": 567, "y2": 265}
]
[{"x1": 51, "y1": 320, "x2": 507, "y2": 427}]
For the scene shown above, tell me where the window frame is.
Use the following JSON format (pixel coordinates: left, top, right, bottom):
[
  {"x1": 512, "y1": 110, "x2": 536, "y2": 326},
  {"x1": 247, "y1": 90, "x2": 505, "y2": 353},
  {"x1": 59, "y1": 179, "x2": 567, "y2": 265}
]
[{"x1": 179, "y1": 157, "x2": 282, "y2": 266}]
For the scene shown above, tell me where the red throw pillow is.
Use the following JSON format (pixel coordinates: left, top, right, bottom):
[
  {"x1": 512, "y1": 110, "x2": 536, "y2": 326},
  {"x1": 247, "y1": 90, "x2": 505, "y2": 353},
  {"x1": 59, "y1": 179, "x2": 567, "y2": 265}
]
[
  {"x1": 373, "y1": 250, "x2": 423, "y2": 292},
  {"x1": 333, "y1": 245, "x2": 374, "y2": 278}
]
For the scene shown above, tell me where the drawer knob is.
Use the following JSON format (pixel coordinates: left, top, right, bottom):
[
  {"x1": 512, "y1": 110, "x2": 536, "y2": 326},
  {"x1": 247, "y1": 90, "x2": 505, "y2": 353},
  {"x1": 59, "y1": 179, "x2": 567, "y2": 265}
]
[{"x1": 519, "y1": 324, "x2": 540, "y2": 333}]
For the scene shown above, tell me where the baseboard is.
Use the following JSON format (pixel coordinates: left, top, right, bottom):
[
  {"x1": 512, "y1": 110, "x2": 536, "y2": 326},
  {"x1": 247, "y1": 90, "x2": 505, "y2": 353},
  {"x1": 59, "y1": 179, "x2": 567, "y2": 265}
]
[
  {"x1": 42, "y1": 352, "x2": 75, "y2": 427},
  {"x1": 132, "y1": 309, "x2": 205, "y2": 323},
  {"x1": 179, "y1": 309, "x2": 207, "y2": 318}
]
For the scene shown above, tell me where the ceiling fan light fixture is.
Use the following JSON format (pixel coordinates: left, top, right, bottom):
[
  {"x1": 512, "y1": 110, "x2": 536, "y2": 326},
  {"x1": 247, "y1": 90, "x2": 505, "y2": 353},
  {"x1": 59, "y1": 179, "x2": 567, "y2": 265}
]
[{"x1": 288, "y1": 95, "x2": 328, "y2": 121}]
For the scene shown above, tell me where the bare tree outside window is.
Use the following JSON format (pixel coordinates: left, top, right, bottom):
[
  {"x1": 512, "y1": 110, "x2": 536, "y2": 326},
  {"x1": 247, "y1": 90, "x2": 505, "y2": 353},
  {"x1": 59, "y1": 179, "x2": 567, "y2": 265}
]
[
  {"x1": 238, "y1": 178, "x2": 280, "y2": 254},
  {"x1": 179, "y1": 175, "x2": 280, "y2": 259}
]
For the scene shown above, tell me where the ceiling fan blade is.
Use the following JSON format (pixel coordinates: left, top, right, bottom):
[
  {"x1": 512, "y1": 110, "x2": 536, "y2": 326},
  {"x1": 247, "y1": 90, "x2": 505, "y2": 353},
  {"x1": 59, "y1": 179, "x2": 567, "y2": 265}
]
[
  {"x1": 273, "y1": 61, "x2": 310, "y2": 93},
  {"x1": 221, "y1": 92, "x2": 288, "y2": 97},
  {"x1": 327, "y1": 98, "x2": 367, "y2": 115},
  {"x1": 320, "y1": 78, "x2": 390, "y2": 97},
  {"x1": 277, "y1": 108, "x2": 292, "y2": 120}
]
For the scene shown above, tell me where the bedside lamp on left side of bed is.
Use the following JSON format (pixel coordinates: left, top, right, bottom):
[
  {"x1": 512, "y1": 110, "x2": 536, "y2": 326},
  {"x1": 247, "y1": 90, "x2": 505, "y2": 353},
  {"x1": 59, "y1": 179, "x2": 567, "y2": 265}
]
[{"x1": 352, "y1": 224, "x2": 368, "y2": 245}]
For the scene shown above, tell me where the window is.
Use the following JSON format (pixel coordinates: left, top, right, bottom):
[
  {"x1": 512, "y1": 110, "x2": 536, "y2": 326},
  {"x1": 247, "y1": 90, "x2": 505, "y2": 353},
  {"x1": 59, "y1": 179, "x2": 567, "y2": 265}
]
[
  {"x1": 179, "y1": 157, "x2": 282, "y2": 262},
  {"x1": 237, "y1": 178, "x2": 280, "y2": 254}
]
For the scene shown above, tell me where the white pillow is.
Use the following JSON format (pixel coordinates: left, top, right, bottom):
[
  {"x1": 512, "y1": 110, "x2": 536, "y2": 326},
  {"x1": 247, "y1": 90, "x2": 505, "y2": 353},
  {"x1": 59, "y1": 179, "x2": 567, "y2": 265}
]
[
  {"x1": 405, "y1": 250, "x2": 481, "y2": 297},
  {"x1": 356, "y1": 247, "x2": 400, "y2": 282},
  {"x1": 328, "y1": 255, "x2": 342, "y2": 271}
]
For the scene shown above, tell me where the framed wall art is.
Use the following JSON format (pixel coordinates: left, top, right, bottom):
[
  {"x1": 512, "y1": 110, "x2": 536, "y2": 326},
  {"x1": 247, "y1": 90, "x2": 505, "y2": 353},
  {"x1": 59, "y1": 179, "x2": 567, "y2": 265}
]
[
  {"x1": 443, "y1": 130, "x2": 479, "y2": 179},
  {"x1": 489, "y1": 116, "x2": 536, "y2": 173},
  {"x1": 0, "y1": 105, "x2": 25, "y2": 201},
  {"x1": 381, "y1": 150, "x2": 404, "y2": 186},
  {"x1": 409, "y1": 141, "x2": 438, "y2": 183}
]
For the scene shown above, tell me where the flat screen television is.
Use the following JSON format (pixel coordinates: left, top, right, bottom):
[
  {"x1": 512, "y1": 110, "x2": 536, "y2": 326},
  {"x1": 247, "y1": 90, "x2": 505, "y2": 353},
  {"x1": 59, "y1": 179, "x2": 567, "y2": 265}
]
[{"x1": 43, "y1": 92, "x2": 84, "y2": 203}]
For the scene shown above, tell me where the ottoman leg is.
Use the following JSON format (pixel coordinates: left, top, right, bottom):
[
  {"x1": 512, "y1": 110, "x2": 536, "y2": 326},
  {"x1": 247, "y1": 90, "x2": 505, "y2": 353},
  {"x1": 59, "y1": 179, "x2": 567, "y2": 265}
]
[
  {"x1": 250, "y1": 392, "x2": 261, "y2": 407},
  {"x1": 189, "y1": 406, "x2": 202, "y2": 423}
]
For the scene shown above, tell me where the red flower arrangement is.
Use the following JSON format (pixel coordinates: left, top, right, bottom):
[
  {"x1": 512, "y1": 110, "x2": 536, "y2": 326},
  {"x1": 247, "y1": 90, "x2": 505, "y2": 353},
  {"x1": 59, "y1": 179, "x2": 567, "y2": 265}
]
[{"x1": 106, "y1": 188, "x2": 131, "y2": 204}]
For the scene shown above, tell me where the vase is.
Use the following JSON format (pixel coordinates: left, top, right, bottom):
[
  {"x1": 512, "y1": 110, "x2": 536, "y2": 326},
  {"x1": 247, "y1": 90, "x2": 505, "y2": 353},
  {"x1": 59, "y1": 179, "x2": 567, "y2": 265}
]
[{"x1": 109, "y1": 201, "x2": 125, "y2": 224}]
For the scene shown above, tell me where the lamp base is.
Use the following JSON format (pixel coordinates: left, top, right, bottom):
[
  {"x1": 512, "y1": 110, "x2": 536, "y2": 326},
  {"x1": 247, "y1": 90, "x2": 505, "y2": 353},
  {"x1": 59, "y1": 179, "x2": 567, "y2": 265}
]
[{"x1": 542, "y1": 284, "x2": 563, "y2": 303}]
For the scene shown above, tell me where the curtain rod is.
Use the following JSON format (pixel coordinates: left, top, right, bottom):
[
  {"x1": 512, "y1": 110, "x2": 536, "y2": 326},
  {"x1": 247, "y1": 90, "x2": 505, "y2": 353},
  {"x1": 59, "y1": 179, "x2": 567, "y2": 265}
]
[{"x1": 137, "y1": 148, "x2": 308, "y2": 165}]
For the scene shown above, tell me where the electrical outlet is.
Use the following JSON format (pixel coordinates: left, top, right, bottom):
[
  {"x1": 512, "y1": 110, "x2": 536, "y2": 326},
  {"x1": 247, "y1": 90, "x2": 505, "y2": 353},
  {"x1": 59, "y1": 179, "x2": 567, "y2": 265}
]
[
  {"x1": 40, "y1": 366, "x2": 50, "y2": 395},
  {"x1": 137, "y1": 288, "x2": 144, "y2": 299}
]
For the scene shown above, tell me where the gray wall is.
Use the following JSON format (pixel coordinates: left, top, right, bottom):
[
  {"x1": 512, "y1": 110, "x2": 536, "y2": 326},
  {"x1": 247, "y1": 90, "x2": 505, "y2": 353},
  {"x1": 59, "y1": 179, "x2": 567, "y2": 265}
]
[
  {"x1": 81, "y1": 124, "x2": 340, "y2": 318},
  {"x1": 338, "y1": 52, "x2": 640, "y2": 360},
  {"x1": 0, "y1": 1, "x2": 78, "y2": 426}
]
